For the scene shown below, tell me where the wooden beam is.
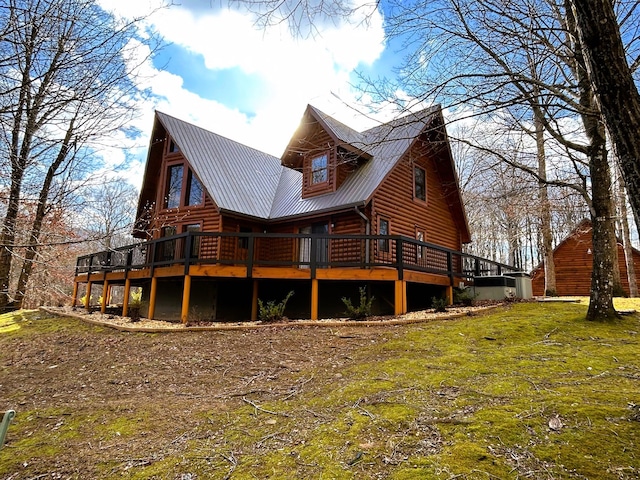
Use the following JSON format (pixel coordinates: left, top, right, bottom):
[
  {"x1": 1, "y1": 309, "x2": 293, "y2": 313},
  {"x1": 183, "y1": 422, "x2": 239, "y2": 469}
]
[
  {"x1": 85, "y1": 281, "x2": 92, "y2": 311},
  {"x1": 125, "y1": 269, "x2": 152, "y2": 279},
  {"x1": 404, "y1": 270, "x2": 451, "y2": 286},
  {"x1": 316, "y1": 268, "x2": 397, "y2": 281},
  {"x1": 189, "y1": 265, "x2": 247, "y2": 278},
  {"x1": 154, "y1": 265, "x2": 189, "y2": 278},
  {"x1": 446, "y1": 285, "x2": 453, "y2": 305},
  {"x1": 252, "y1": 266, "x2": 311, "y2": 279},
  {"x1": 181, "y1": 274, "x2": 191, "y2": 324},
  {"x1": 311, "y1": 278, "x2": 319, "y2": 320},
  {"x1": 394, "y1": 280, "x2": 407, "y2": 315},
  {"x1": 71, "y1": 282, "x2": 79, "y2": 308},
  {"x1": 148, "y1": 277, "x2": 158, "y2": 319},
  {"x1": 251, "y1": 279, "x2": 259, "y2": 321},
  {"x1": 122, "y1": 278, "x2": 131, "y2": 317},
  {"x1": 100, "y1": 280, "x2": 109, "y2": 313}
]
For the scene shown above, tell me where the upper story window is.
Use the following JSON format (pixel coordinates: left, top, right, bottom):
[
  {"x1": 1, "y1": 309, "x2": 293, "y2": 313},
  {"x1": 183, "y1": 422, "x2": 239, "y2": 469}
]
[
  {"x1": 311, "y1": 154, "x2": 328, "y2": 184},
  {"x1": 165, "y1": 165, "x2": 183, "y2": 209},
  {"x1": 186, "y1": 170, "x2": 204, "y2": 206},
  {"x1": 168, "y1": 139, "x2": 180, "y2": 153},
  {"x1": 414, "y1": 166, "x2": 426, "y2": 201},
  {"x1": 164, "y1": 164, "x2": 204, "y2": 209}
]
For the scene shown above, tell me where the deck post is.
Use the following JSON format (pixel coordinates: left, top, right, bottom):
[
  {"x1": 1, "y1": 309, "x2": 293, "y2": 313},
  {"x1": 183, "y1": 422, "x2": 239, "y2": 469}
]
[
  {"x1": 100, "y1": 280, "x2": 109, "y2": 313},
  {"x1": 148, "y1": 277, "x2": 158, "y2": 320},
  {"x1": 394, "y1": 280, "x2": 406, "y2": 315},
  {"x1": 446, "y1": 285, "x2": 453, "y2": 305},
  {"x1": 311, "y1": 278, "x2": 319, "y2": 320},
  {"x1": 71, "y1": 282, "x2": 79, "y2": 308},
  {"x1": 251, "y1": 279, "x2": 259, "y2": 321},
  {"x1": 181, "y1": 274, "x2": 191, "y2": 324},
  {"x1": 122, "y1": 278, "x2": 131, "y2": 317},
  {"x1": 85, "y1": 281, "x2": 92, "y2": 311}
]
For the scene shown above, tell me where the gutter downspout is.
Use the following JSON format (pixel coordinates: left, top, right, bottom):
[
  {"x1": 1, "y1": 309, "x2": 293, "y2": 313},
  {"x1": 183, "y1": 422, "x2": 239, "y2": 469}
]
[{"x1": 355, "y1": 206, "x2": 370, "y2": 265}]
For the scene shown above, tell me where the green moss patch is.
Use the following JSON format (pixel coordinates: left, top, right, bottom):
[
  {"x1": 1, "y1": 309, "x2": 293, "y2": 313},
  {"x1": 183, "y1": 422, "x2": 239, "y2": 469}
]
[{"x1": 1, "y1": 302, "x2": 640, "y2": 478}]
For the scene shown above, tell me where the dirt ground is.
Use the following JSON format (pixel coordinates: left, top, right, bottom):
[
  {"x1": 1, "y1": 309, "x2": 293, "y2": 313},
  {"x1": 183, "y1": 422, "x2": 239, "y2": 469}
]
[{"x1": 0, "y1": 310, "x2": 423, "y2": 478}]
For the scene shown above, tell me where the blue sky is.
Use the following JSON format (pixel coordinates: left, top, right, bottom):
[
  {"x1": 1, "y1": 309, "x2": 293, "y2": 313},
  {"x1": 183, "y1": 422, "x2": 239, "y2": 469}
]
[{"x1": 93, "y1": 0, "x2": 413, "y2": 187}]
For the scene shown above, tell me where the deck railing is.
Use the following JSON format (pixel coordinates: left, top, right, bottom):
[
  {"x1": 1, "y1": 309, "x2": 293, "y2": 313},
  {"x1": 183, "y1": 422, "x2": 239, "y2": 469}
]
[{"x1": 75, "y1": 232, "x2": 521, "y2": 284}]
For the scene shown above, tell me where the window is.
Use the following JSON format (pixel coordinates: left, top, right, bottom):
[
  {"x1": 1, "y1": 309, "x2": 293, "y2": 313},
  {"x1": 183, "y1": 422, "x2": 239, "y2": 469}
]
[
  {"x1": 311, "y1": 154, "x2": 328, "y2": 184},
  {"x1": 378, "y1": 218, "x2": 389, "y2": 253},
  {"x1": 186, "y1": 170, "x2": 204, "y2": 206},
  {"x1": 160, "y1": 225, "x2": 177, "y2": 261},
  {"x1": 164, "y1": 165, "x2": 204, "y2": 209},
  {"x1": 238, "y1": 226, "x2": 252, "y2": 249},
  {"x1": 184, "y1": 224, "x2": 201, "y2": 258},
  {"x1": 169, "y1": 140, "x2": 180, "y2": 153},
  {"x1": 416, "y1": 229, "x2": 425, "y2": 260},
  {"x1": 414, "y1": 166, "x2": 426, "y2": 201},
  {"x1": 165, "y1": 165, "x2": 183, "y2": 209}
]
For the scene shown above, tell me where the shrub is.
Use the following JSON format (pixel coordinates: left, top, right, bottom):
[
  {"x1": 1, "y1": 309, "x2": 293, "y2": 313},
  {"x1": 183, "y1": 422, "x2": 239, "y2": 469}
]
[
  {"x1": 431, "y1": 296, "x2": 448, "y2": 313},
  {"x1": 258, "y1": 290, "x2": 294, "y2": 322},
  {"x1": 454, "y1": 287, "x2": 476, "y2": 306},
  {"x1": 127, "y1": 288, "x2": 144, "y2": 323},
  {"x1": 342, "y1": 286, "x2": 375, "y2": 320}
]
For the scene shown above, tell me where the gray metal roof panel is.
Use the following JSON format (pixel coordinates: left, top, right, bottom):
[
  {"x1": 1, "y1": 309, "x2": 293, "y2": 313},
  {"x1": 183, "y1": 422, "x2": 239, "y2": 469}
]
[
  {"x1": 157, "y1": 112, "x2": 282, "y2": 219},
  {"x1": 155, "y1": 106, "x2": 439, "y2": 221},
  {"x1": 308, "y1": 105, "x2": 366, "y2": 147},
  {"x1": 266, "y1": 105, "x2": 439, "y2": 218}
]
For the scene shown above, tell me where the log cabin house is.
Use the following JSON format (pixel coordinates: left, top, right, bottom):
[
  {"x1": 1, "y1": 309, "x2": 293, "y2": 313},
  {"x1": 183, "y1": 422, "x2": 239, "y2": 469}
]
[
  {"x1": 73, "y1": 105, "x2": 519, "y2": 322},
  {"x1": 531, "y1": 219, "x2": 640, "y2": 296}
]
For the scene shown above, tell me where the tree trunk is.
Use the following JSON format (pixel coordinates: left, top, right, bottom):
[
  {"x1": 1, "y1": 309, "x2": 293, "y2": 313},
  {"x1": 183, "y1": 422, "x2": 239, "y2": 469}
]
[
  {"x1": 564, "y1": 0, "x2": 619, "y2": 319},
  {"x1": 617, "y1": 167, "x2": 638, "y2": 297},
  {"x1": 533, "y1": 104, "x2": 557, "y2": 296},
  {"x1": 587, "y1": 145, "x2": 618, "y2": 320},
  {"x1": 570, "y1": 0, "x2": 640, "y2": 230},
  {"x1": 14, "y1": 122, "x2": 74, "y2": 308}
]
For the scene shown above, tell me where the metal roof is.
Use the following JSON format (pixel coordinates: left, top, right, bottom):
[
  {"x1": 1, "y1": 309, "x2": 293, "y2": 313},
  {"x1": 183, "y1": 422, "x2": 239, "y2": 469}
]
[
  {"x1": 156, "y1": 112, "x2": 282, "y2": 219},
  {"x1": 155, "y1": 105, "x2": 442, "y2": 221}
]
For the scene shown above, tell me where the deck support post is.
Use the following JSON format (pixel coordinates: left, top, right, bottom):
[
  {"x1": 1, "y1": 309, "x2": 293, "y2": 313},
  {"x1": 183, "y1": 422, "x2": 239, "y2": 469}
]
[
  {"x1": 100, "y1": 280, "x2": 109, "y2": 313},
  {"x1": 311, "y1": 278, "x2": 319, "y2": 320},
  {"x1": 85, "y1": 281, "x2": 92, "y2": 311},
  {"x1": 446, "y1": 285, "x2": 453, "y2": 305},
  {"x1": 181, "y1": 274, "x2": 191, "y2": 324},
  {"x1": 71, "y1": 282, "x2": 79, "y2": 308},
  {"x1": 251, "y1": 280, "x2": 259, "y2": 321},
  {"x1": 394, "y1": 280, "x2": 407, "y2": 315},
  {"x1": 148, "y1": 277, "x2": 158, "y2": 320},
  {"x1": 122, "y1": 278, "x2": 131, "y2": 317}
]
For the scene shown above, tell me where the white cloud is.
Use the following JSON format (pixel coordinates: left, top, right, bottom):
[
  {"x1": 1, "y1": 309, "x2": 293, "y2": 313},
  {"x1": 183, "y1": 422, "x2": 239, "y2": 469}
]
[{"x1": 94, "y1": 0, "x2": 392, "y2": 164}]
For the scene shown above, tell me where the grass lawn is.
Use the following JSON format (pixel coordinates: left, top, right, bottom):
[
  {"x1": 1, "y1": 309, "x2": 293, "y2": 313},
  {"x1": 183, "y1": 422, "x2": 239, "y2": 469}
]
[{"x1": 0, "y1": 300, "x2": 639, "y2": 479}]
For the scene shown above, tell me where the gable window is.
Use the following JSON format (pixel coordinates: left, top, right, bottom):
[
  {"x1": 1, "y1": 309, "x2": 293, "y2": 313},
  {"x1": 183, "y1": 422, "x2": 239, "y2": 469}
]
[
  {"x1": 311, "y1": 153, "x2": 328, "y2": 184},
  {"x1": 414, "y1": 166, "x2": 426, "y2": 201},
  {"x1": 169, "y1": 139, "x2": 180, "y2": 153},
  {"x1": 378, "y1": 217, "x2": 390, "y2": 253},
  {"x1": 186, "y1": 170, "x2": 204, "y2": 206},
  {"x1": 164, "y1": 164, "x2": 204, "y2": 209},
  {"x1": 165, "y1": 165, "x2": 183, "y2": 209}
]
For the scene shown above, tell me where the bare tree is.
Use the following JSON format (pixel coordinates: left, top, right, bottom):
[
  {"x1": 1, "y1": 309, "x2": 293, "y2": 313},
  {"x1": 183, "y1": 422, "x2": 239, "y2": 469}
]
[
  {"x1": 569, "y1": 0, "x2": 640, "y2": 232},
  {"x1": 84, "y1": 180, "x2": 139, "y2": 251},
  {"x1": 0, "y1": 0, "x2": 157, "y2": 309},
  {"x1": 369, "y1": 0, "x2": 622, "y2": 319},
  {"x1": 616, "y1": 165, "x2": 638, "y2": 297}
]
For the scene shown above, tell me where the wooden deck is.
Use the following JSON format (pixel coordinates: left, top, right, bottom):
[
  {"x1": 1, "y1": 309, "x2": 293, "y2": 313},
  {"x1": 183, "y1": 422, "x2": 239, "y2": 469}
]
[{"x1": 73, "y1": 232, "x2": 518, "y2": 322}]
